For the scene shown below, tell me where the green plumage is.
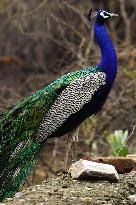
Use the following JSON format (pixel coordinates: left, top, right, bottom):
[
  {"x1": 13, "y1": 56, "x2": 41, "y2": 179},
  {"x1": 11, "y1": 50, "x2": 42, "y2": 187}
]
[{"x1": 0, "y1": 66, "x2": 101, "y2": 201}]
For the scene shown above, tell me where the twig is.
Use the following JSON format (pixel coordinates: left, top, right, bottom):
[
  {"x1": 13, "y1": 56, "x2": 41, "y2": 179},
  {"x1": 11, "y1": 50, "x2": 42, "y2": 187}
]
[
  {"x1": 119, "y1": 0, "x2": 131, "y2": 44},
  {"x1": 19, "y1": 0, "x2": 48, "y2": 18}
]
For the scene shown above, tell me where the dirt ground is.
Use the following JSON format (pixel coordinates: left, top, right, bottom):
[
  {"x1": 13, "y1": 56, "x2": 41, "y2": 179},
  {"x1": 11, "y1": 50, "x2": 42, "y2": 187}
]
[{"x1": 4, "y1": 172, "x2": 136, "y2": 205}]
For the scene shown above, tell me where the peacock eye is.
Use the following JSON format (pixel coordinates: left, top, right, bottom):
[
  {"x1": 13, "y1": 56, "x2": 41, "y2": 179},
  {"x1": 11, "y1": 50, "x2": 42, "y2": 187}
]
[{"x1": 103, "y1": 12, "x2": 109, "y2": 16}]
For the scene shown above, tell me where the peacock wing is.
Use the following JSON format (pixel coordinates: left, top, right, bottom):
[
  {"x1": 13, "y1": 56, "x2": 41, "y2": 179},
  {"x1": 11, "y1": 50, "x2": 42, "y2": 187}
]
[{"x1": 37, "y1": 71, "x2": 106, "y2": 142}]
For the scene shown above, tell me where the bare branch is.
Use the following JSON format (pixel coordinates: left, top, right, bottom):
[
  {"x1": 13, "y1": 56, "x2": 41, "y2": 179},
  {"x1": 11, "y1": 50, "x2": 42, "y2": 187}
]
[{"x1": 119, "y1": 0, "x2": 131, "y2": 44}]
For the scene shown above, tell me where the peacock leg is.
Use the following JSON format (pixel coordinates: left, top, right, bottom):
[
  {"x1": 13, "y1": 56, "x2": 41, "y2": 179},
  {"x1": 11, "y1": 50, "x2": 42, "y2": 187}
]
[
  {"x1": 63, "y1": 126, "x2": 80, "y2": 171},
  {"x1": 71, "y1": 126, "x2": 80, "y2": 162}
]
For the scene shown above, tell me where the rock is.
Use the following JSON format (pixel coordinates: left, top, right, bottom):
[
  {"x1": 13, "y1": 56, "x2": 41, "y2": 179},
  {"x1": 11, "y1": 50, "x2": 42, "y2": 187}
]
[
  {"x1": 128, "y1": 194, "x2": 136, "y2": 204},
  {"x1": 84, "y1": 156, "x2": 136, "y2": 173},
  {"x1": 127, "y1": 155, "x2": 136, "y2": 159},
  {"x1": 14, "y1": 192, "x2": 24, "y2": 198},
  {"x1": 69, "y1": 159, "x2": 119, "y2": 181},
  {"x1": 61, "y1": 183, "x2": 69, "y2": 188}
]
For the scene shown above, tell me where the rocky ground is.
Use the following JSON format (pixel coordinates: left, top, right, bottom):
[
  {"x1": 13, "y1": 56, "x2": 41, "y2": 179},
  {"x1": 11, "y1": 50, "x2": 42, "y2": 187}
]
[{"x1": 3, "y1": 172, "x2": 136, "y2": 205}]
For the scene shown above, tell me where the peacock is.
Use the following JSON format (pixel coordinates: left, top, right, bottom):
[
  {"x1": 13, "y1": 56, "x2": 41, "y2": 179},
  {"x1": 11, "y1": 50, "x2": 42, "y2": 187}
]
[{"x1": 0, "y1": 9, "x2": 118, "y2": 201}]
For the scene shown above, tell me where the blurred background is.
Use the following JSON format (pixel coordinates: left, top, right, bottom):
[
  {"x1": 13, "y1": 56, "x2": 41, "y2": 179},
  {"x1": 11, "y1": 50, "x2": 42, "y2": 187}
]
[{"x1": 0, "y1": 0, "x2": 135, "y2": 186}]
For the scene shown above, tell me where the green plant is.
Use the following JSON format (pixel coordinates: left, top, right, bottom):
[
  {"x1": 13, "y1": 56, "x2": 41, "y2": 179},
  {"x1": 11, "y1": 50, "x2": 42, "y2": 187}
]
[{"x1": 107, "y1": 130, "x2": 129, "y2": 156}]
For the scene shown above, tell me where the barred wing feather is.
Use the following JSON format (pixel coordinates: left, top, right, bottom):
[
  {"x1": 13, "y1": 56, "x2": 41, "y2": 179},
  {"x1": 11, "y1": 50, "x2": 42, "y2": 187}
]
[{"x1": 37, "y1": 72, "x2": 106, "y2": 142}]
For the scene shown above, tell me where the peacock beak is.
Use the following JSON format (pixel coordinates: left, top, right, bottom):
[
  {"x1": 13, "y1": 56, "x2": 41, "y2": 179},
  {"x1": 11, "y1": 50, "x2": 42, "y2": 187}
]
[{"x1": 109, "y1": 13, "x2": 118, "y2": 17}]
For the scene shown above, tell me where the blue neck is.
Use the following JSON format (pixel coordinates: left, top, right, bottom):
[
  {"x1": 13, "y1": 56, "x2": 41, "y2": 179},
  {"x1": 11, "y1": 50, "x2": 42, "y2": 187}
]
[{"x1": 94, "y1": 20, "x2": 117, "y2": 85}]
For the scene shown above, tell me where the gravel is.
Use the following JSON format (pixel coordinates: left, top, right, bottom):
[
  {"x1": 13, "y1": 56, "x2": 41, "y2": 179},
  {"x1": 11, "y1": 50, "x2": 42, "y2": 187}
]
[{"x1": 3, "y1": 172, "x2": 136, "y2": 205}]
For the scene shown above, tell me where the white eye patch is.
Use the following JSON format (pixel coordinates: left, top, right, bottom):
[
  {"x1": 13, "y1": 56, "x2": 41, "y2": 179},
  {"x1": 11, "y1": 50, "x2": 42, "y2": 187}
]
[{"x1": 100, "y1": 11, "x2": 110, "y2": 19}]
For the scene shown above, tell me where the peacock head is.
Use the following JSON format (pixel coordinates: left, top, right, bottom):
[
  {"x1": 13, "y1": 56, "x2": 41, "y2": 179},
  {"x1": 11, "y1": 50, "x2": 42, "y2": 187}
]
[
  {"x1": 97, "y1": 10, "x2": 118, "y2": 24},
  {"x1": 88, "y1": 9, "x2": 118, "y2": 24}
]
